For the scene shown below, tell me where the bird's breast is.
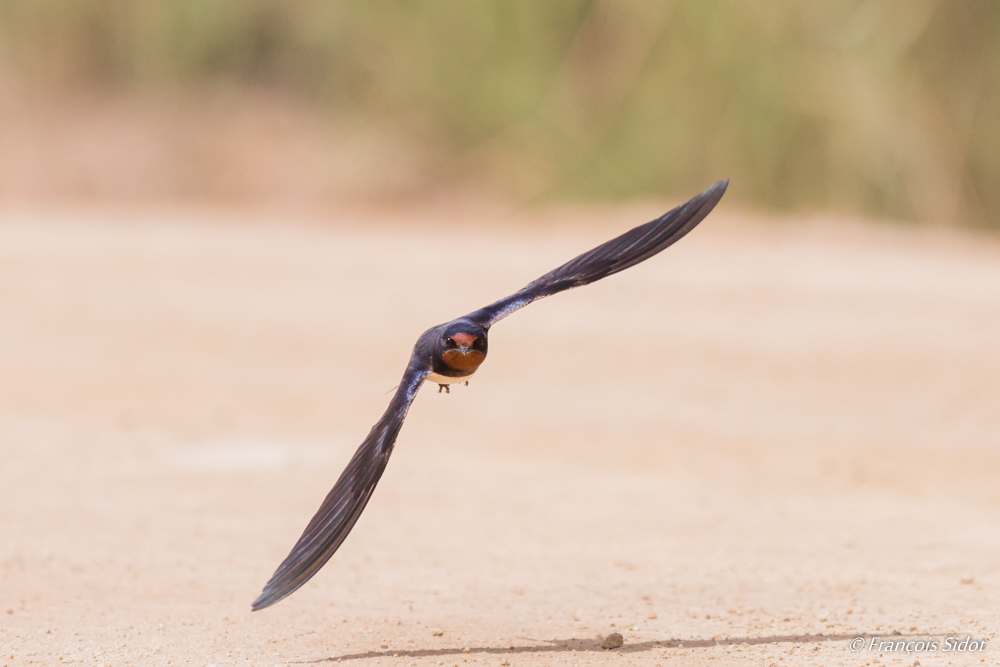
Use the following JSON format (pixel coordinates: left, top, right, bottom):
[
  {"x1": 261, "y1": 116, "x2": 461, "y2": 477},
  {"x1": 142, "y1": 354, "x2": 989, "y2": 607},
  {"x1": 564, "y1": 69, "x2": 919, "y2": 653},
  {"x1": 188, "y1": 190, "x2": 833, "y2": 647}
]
[{"x1": 441, "y1": 349, "x2": 485, "y2": 371}]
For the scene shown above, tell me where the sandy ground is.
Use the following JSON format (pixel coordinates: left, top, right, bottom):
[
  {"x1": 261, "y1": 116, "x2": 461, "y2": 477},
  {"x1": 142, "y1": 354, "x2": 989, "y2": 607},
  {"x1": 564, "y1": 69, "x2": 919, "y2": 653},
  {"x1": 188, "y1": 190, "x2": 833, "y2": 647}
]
[{"x1": 1, "y1": 203, "x2": 999, "y2": 667}]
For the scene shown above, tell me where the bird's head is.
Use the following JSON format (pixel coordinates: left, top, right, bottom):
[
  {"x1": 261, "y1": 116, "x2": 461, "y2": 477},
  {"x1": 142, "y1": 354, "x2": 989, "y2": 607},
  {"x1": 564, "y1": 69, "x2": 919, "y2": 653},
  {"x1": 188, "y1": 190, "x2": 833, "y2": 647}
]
[{"x1": 434, "y1": 321, "x2": 488, "y2": 374}]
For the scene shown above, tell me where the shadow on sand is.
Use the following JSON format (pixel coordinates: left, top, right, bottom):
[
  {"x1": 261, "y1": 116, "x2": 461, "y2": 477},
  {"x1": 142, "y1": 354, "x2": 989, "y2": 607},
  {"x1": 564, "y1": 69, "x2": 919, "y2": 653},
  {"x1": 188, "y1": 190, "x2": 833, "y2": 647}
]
[{"x1": 302, "y1": 631, "x2": 871, "y2": 663}]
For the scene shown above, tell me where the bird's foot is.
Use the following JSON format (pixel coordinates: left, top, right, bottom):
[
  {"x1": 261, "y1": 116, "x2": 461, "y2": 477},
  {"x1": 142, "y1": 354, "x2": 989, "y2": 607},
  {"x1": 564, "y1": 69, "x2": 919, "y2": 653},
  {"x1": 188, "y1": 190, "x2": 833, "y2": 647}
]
[
  {"x1": 464, "y1": 381, "x2": 469, "y2": 386},
  {"x1": 438, "y1": 384, "x2": 450, "y2": 394}
]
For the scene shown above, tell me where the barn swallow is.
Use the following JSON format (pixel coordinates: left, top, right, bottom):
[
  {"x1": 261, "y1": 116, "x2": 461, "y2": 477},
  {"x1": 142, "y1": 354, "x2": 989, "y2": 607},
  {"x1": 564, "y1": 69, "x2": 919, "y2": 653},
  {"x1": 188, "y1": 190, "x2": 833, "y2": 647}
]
[{"x1": 252, "y1": 180, "x2": 728, "y2": 611}]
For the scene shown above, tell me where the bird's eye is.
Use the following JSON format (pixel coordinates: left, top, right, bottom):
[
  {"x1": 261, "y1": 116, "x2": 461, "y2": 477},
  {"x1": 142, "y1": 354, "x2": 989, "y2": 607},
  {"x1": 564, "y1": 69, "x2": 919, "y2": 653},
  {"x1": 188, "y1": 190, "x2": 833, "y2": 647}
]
[{"x1": 444, "y1": 337, "x2": 456, "y2": 348}]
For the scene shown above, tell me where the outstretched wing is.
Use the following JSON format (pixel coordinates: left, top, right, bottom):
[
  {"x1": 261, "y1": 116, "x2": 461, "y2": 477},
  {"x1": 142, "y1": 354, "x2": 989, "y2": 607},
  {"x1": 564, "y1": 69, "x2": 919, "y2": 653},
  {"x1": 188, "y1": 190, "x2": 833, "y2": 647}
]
[
  {"x1": 252, "y1": 360, "x2": 429, "y2": 611},
  {"x1": 466, "y1": 180, "x2": 728, "y2": 329},
  {"x1": 252, "y1": 180, "x2": 726, "y2": 610}
]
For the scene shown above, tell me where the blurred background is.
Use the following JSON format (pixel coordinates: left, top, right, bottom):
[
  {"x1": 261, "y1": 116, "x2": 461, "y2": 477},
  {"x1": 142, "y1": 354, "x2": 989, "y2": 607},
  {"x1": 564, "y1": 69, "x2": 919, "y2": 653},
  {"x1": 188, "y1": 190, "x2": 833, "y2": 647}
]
[
  {"x1": 4, "y1": 4, "x2": 1000, "y2": 664},
  {"x1": 1, "y1": 0, "x2": 998, "y2": 225}
]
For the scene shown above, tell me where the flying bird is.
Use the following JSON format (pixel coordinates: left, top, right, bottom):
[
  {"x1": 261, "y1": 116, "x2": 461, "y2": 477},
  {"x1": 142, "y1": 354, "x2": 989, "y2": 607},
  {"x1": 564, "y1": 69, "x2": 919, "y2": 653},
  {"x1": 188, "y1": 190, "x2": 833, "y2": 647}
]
[{"x1": 252, "y1": 180, "x2": 728, "y2": 611}]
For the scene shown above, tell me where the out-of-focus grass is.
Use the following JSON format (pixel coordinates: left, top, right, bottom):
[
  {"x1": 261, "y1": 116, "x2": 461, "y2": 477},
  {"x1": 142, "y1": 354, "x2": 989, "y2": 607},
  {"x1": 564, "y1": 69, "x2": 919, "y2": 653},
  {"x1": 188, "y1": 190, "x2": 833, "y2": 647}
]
[{"x1": 0, "y1": 0, "x2": 997, "y2": 226}]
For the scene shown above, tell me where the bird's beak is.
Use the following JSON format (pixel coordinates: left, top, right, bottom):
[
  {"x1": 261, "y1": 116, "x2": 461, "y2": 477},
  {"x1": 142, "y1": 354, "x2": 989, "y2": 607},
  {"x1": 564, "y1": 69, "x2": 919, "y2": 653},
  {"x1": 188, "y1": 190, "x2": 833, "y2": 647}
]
[{"x1": 457, "y1": 346, "x2": 473, "y2": 355}]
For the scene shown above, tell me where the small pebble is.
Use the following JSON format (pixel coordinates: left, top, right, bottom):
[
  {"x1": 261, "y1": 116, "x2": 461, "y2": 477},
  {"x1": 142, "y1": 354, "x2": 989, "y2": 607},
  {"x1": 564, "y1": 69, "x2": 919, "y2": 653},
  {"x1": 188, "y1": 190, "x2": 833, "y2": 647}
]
[{"x1": 601, "y1": 633, "x2": 624, "y2": 650}]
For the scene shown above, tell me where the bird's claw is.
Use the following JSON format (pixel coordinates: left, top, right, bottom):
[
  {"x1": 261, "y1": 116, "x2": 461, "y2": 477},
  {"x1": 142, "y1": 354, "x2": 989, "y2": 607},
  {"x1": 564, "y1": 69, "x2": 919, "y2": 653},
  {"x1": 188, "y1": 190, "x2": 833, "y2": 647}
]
[{"x1": 438, "y1": 384, "x2": 450, "y2": 394}]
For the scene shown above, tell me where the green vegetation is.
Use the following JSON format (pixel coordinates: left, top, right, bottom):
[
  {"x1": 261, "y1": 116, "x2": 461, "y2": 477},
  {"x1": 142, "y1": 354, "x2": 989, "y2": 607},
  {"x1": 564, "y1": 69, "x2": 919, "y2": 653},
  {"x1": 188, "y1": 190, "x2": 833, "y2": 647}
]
[{"x1": 1, "y1": 0, "x2": 997, "y2": 225}]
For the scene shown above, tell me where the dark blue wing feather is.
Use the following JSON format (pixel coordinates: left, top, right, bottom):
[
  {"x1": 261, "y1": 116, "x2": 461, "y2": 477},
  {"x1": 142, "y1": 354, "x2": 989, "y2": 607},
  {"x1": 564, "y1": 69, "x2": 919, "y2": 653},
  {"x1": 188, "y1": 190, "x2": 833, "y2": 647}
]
[
  {"x1": 252, "y1": 180, "x2": 727, "y2": 610},
  {"x1": 467, "y1": 180, "x2": 728, "y2": 328},
  {"x1": 251, "y1": 363, "x2": 428, "y2": 611}
]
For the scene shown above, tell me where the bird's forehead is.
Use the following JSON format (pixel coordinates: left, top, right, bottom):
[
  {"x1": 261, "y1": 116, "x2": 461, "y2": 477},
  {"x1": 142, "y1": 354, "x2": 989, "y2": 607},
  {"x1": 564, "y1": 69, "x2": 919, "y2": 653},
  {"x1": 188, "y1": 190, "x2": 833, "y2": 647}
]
[{"x1": 450, "y1": 332, "x2": 477, "y2": 346}]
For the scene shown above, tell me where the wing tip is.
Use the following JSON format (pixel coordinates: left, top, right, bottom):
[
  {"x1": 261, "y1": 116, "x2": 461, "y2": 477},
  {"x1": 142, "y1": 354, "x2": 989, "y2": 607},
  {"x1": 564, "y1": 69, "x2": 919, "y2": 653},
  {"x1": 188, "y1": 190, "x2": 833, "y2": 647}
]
[
  {"x1": 707, "y1": 178, "x2": 729, "y2": 200},
  {"x1": 690, "y1": 179, "x2": 729, "y2": 219},
  {"x1": 251, "y1": 581, "x2": 291, "y2": 612},
  {"x1": 251, "y1": 587, "x2": 278, "y2": 612},
  {"x1": 252, "y1": 570, "x2": 305, "y2": 611}
]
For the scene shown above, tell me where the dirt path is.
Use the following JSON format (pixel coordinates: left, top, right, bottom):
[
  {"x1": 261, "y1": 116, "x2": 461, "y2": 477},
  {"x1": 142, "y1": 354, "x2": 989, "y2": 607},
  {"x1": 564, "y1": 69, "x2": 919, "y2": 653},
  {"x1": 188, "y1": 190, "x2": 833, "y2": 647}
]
[{"x1": 1, "y1": 205, "x2": 998, "y2": 666}]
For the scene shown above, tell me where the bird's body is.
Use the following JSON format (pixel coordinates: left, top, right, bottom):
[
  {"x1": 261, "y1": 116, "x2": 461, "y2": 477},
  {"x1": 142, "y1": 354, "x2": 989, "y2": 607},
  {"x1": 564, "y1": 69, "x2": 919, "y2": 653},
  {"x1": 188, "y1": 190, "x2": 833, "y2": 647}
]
[
  {"x1": 426, "y1": 370, "x2": 475, "y2": 386},
  {"x1": 252, "y1": 180, "x2": 729, "y2": 611}
]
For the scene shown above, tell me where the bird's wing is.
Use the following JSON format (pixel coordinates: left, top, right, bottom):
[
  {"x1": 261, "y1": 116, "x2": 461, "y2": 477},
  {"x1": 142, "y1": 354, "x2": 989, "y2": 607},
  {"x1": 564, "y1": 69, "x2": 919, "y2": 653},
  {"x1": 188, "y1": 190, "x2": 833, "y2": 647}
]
[
  {"x1": 252, "y1": 359, "x2": 429, "y2": 611},
  {"x1": 466, "y1": 180, "x2": 728, "y2": 329},
  {"x1": 252, "y1": 180, "x2": 727, "y2": 610}
]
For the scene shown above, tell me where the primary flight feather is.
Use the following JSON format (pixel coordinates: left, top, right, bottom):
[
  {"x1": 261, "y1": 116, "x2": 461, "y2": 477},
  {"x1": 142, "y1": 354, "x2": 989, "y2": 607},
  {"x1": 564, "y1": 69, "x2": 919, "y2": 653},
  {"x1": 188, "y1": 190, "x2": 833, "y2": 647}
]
[{"x1": 252, "y1": 180, "x2": 728, "y2": 611}]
